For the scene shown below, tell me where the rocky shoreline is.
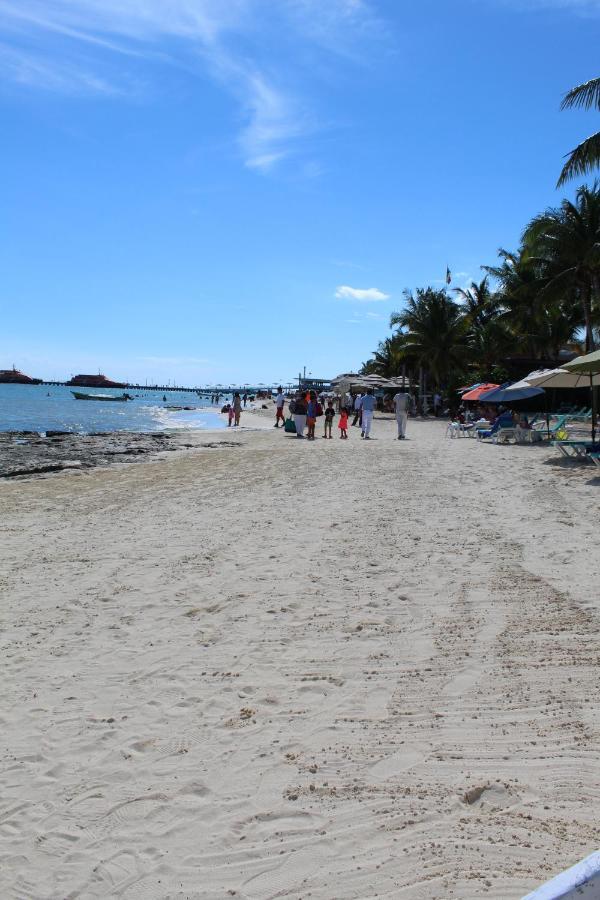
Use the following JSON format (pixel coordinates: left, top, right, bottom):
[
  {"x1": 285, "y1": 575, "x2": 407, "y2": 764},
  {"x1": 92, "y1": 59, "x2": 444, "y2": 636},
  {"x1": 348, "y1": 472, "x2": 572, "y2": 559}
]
[{"x1": 0, "y1": 431, "x2": 239, "y2": 479}]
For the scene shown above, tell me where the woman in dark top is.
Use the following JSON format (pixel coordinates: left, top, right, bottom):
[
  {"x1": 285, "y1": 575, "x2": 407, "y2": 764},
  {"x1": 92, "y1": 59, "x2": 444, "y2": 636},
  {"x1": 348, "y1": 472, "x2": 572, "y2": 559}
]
[{"x1": 293, "y1": 393, "x2": 307, "y2": 438}]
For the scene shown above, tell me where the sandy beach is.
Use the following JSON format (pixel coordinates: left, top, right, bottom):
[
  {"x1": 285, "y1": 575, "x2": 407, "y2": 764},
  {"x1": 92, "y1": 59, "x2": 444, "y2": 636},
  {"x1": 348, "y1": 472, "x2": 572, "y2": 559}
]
[{"x1": 1, "y1": 412, "x2": 599, "y2": 900}]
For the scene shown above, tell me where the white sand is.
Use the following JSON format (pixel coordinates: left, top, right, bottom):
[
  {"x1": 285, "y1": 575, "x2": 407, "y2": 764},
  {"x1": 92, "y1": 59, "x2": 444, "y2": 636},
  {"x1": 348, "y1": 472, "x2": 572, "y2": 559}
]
[{"x1": 1, "y1": 414, "x2": 599, "y2": 899}]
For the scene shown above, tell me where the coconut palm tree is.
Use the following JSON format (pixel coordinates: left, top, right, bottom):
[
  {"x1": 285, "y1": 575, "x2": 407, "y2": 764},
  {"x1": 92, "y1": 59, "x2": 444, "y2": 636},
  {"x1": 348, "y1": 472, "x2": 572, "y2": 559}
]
[
  {"x1": 453, "y1": 277, "x2": 511, "y2": 376},
  {"x1": 523, "y1": 183, "x2": 600, "y2": 351},
  {"x1": 482, "y1": 248, "x2": 552, "y2": 357},
  {"x1": 558, "y1": 77, "x2": 600, "y2": 187},
  {"x1": 453, "y1": 277, "x2": 500, "y2": 327},
  {"x1": 390, "y1": 288, "x2": 469, "y2": 387},
  {"x1": 361, "y1": 336, "x2": 403, "y2": 377}
]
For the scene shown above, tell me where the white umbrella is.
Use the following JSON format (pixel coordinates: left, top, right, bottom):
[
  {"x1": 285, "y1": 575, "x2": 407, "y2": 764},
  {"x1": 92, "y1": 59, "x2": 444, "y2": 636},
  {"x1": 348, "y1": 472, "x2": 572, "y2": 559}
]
[
  {"x1": 525, "y1": 367, "x2": 600, "y2": 442},
  {"x1": 525, "y1": 368, "x2": 600, "y2": 388}
]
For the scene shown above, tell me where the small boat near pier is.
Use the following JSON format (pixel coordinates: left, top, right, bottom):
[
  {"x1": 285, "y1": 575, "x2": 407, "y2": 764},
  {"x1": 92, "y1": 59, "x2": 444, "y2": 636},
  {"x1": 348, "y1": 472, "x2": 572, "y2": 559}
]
[{"x1": 71, "y1": 391, "x2": 131, "y2": 402}]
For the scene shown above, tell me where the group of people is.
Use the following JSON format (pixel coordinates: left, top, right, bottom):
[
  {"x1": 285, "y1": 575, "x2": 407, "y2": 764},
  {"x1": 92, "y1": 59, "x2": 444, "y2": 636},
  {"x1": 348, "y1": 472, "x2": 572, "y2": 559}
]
[
  {"x1": 273, "y1": 386, "x2": 411, "y2": 440},
  {"x1": 223, "y1": 392, "x2": 243, "y2": 426}
]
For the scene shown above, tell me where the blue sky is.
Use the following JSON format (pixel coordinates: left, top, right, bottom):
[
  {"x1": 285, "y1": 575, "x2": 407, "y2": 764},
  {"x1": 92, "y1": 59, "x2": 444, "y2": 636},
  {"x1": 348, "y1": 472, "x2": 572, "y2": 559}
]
[{"x1": 1, "y1": 0, "x2": 598, "y2": 385}]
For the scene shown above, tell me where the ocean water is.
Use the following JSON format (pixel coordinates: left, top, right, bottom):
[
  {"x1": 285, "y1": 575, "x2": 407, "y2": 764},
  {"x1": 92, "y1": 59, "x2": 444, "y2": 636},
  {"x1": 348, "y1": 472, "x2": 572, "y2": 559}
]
[{"x1": 0, "y1": 384, "x2": 228, "y2": 433}]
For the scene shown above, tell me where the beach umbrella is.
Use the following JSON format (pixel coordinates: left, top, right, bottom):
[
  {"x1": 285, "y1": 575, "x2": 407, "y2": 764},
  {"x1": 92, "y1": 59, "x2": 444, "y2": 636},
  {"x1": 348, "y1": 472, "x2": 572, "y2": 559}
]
[
  {"x1": 525, "y1": 367, "x2": 600, "y2": 389},
  {"x1": 562, "y1": 350, "x2": 600, "y2": 442},
  {"x1": 478, "y1": 381, "x2": 545, "y2": 403},
  {"x1": 461, "y1": 383, "x2": 500, "y2": 401},
  {"x1": 526, "y1": 366, "x2": 600, "y2": 442}
]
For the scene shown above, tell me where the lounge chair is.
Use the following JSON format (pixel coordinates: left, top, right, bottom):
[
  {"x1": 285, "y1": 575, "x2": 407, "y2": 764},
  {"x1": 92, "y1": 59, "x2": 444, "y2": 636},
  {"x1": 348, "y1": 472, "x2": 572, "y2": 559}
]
[
  {"x1": 587, "y1": 450, "x2": 600, "y2": 469},
  {"x1": 531, "y1": 414, "x2": 570, "y2": 438},
  {"x1": 476, "y1": 415, "x2": 514, "y2": 441},
  {"x1": 568, "y1": 407, "x2": 592, "y2": 422},
  {"x1": 552, "y1": 439, "x2": 596, "y2": 460}
]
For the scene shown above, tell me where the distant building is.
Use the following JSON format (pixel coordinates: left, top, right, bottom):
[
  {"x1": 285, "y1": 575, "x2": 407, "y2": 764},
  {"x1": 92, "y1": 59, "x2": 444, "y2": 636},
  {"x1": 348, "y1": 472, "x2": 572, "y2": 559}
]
[
  {"x1": 0, "y1": 366, "x2": 42, "y2": 384},
  {"x1": 68, "y1": 373, "x2": 127, "y2": 388}
]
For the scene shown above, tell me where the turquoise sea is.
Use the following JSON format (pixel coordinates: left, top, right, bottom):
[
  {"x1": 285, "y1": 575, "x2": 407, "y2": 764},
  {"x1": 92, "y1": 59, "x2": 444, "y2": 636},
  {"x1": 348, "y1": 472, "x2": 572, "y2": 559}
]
[{"x1": 0, "y1": 384, "x2": 227, "y2": 433}]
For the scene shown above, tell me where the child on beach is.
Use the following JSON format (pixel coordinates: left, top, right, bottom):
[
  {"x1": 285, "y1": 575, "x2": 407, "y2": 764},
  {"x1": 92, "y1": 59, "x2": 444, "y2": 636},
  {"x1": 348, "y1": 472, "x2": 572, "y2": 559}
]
[
  {"x1": 227, "y1": 403, "x2": 234, "y2": 426},
  {"x1": 338, "y1": 407, "x2": 349, "y2": 439},
  {"x1": 323, "y1": 400, "x2": 335, "y2": 439}
]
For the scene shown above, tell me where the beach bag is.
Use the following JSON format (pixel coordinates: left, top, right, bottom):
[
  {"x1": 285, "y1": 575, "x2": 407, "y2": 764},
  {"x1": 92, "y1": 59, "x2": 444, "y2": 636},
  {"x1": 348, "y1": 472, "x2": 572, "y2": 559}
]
[
  {"x1": 315, "y1": 402, "x2": 323, "y2": 417},
  {"x1": 284, "y1": 417, "x2": 297, "y2": 433}
]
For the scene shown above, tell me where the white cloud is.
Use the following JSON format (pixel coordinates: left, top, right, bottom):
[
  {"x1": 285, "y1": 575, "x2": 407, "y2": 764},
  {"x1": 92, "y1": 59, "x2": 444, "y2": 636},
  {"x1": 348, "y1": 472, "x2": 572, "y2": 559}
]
[
  {"x1": 335, "y1": 285, "x2": 390, "y2": 302},
  {"x1": 0, "y1": 0, "x2": 381, "y2": 171}
]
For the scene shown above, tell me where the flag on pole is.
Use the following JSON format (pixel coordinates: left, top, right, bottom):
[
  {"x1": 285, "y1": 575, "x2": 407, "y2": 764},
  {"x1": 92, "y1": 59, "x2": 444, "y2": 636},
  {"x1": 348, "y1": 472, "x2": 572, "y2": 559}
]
[{"x1": 446, "y1": 266, "x2": 452, "y2": 285}]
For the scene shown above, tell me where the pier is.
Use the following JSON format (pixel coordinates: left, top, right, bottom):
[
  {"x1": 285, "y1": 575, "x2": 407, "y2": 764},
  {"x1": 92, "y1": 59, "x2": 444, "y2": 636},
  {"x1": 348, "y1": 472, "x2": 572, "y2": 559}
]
[{"x1": 39, "y1": 381, "x2": 296, "y2": 394}]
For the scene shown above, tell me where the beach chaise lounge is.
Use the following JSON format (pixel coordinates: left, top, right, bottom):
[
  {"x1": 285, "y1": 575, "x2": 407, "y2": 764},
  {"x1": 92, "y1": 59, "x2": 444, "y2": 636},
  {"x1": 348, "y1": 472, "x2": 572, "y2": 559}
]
[
  {"x1": 531, "y1": 414, "x2": 570, "y2": 438},
  {"x1": 476, "y1": 414, "x2": 514, "y2": 441},
  {"x1": 551, "y1": 440, "x2": 595, "y2": 460},
  {"x1": 587, "y1": 450, "x2": 600, "y2": 468},
  {"x1": 566, "y1": 406, "x2": 592, "y2": 421}
]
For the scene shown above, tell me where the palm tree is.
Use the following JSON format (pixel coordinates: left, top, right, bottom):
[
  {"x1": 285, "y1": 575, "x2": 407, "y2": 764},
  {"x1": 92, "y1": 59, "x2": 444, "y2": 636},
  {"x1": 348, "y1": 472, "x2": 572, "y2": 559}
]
[
  {"x1": 523, "y1": 183, "x2": 600, "y2": 351},
  {"x1": 390, "y1": 288, "x2": 469, "y2": 387},
  {"x1": 453, "y1": 277, "x2": 511, "y2": 376},
  {"x1": 361, "y1": 336, "x2": 403, "y2": 377},
  {"x1": 558, "y1": 77, "x2": 600, "y2": 187},
  {"x1": 453, "y1": 277, "x2": 500, "y2": 327},
  {"x1": 483, "y1": 248, "x2": 552, "y2": 357}
]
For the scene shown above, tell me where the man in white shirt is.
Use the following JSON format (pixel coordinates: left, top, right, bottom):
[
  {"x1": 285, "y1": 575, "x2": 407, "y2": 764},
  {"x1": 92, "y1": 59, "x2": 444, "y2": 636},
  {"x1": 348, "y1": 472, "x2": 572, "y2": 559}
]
[
  {"x1": 274, "y1": 386, "x2": 285, "y2": 427},
  {"x1": 393, "y1": 390, "x2": 410, "y2": 439},
  {"x1": 360, "y1": 389, "x2": 376, "y2": 439}
]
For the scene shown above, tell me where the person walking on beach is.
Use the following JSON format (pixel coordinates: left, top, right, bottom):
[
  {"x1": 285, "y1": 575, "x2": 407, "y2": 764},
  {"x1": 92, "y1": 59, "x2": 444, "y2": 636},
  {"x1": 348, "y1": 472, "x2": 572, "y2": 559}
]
[
  {"x1": 243, "y1": 391, "x2": 248, "y2": 408},
  {"x1": 338, "y1": 407, "x2": 349, "y2": 439},
  {"x1": 360, "y1": 389, "x2": 375, "y2": 439},
  {"x1": 293, "y1": 393, "x2": 307, "y2": 438},
  {"x1": 233, "y1": 392, "x2": 242, "y2": 426},
  {"x1": 306, "y1": 391, "x2": 318, "y2": 441},
  {"x1": 352, "y1": 393, "x2": 363, "y2": 427},
  {"x1": 274, "y1": 386, "x2": 285, "y2": 427},
  {"x1": 323, "y1": 400, "x2": 335, "y2": 439},
  {"x1": 393, "y1": 389, "x2": 410, "y2": 439}
]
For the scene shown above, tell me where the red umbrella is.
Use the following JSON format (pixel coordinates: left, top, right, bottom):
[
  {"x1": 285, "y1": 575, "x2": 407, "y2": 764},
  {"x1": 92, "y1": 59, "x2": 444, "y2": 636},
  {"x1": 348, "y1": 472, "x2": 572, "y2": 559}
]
[{"x1": 461, "y1": 383, "x2": 499, "y2": 401}]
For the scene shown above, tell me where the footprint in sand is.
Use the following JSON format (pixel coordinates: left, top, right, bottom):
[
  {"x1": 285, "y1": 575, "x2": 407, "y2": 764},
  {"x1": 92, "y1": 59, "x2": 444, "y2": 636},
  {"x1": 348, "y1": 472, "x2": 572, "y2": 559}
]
[
  {"x1": 369, "y1": 743, "x2": 428, "y2": 779},
  {"x1": 242, "y1": 840, "x2": 332, "y2": 899}
]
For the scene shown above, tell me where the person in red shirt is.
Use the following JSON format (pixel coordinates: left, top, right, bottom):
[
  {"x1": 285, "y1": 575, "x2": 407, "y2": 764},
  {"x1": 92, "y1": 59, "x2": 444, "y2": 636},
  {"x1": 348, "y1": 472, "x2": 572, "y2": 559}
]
[{"x1": 338, "y1": 407, "x2": 349, "y2": 439}]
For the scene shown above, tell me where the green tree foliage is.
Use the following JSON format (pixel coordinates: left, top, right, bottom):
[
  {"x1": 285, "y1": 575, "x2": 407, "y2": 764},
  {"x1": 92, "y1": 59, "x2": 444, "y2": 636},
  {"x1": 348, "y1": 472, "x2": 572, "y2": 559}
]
[
  {"x1": 558, "y1": 77, "x2": 600, "y2": 187},
  {"x1": 361, "y1": 184, "x2": 600, "y2": 390},
  {"x1": 389, "y1": 288, "x2": 470, "y2": 386},
  {"x1": 523, "y1": 184, "x2": 600, "y2": 351}
]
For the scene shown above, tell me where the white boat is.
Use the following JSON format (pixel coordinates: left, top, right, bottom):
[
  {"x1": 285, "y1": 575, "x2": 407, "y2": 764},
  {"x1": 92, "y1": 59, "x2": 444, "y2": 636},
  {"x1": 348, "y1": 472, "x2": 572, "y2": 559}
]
[{"x1": 71, "y1": 391, "x2": 130, "y2": 402}]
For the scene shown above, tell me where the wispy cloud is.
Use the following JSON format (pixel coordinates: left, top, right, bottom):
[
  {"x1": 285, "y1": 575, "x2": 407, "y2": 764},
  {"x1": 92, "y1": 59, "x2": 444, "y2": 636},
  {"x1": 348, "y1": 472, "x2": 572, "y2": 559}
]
[
  {"x1": 330, "y1": 258, "x2": 368, "y2": 271},
  {"x1": 0, "y1": 0, "x2": 382, "y2": 170},
  {"x1": 335, "y1": 285, "x2": 390, "y2": 302},
  {"x1": 491, "y1": 0, "x2": 600, "y2": 13},
  {"x1": 137, "y1": 355, "x2": 211, "y2": 366}
]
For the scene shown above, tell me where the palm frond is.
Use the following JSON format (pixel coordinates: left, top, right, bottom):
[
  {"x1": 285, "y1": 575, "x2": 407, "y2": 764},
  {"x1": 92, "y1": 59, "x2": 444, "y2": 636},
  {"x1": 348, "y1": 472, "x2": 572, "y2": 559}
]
[
  {"x1": 557, "y1": 132, "x2": 600, "y2": 187},
  {"x1": 561, "y1": 77, "x2": 600, "y2": 111}
]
